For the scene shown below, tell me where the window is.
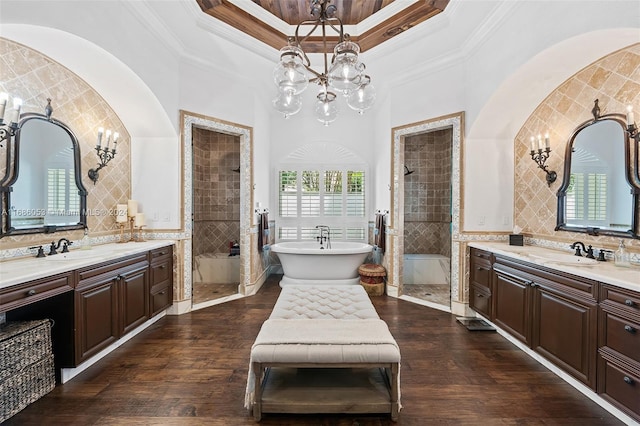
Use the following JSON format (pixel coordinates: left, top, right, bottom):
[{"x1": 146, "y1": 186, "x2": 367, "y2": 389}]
[
  {"x1": 47, "y1": 167, "x2": 79, "y2": 218},
  {"x1": 566, "y1": 171, "x2": 608, "y2": 226},
  {"x1": 277, "y1": 167, "x2": 367, "y2": 241}
]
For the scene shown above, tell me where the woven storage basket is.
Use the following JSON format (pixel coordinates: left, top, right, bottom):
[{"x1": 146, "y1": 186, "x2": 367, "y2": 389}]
[
  {"x1": 0, "y1": 320, "x2": 53, "y2": 382},
  {"x1": 358, "y1": 264, "x2": 386, "y2": 296},
  {"x1": 0, "y1": 320, "x2": 55, "y2": 422}
]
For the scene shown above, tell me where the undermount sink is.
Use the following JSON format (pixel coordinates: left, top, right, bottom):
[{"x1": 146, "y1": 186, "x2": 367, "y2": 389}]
[
  {"x1": 44, "y1": 250, "x2": 107, "y2": 261},
  {"x1": 529, "y1": 252, "x2": 598, "y2": 266}
]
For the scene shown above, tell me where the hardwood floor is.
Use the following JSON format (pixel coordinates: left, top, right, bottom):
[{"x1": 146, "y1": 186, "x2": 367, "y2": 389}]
[{"x1": 6, "y1": 275, "x2": 623, "y2": 425}]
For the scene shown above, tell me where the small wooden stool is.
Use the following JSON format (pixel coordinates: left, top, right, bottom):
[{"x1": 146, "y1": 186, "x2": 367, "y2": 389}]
[{"x1": 358, "y1": 263, "x2": 386, "y2": 296}]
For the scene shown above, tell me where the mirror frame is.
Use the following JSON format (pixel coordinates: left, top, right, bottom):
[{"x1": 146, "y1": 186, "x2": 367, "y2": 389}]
[
  {"x1": 0, "y1": 112, "x2": 88, "y2": 237},
  {"x1": 556, "y1": 108, "x2": 640, "y2": 239}
]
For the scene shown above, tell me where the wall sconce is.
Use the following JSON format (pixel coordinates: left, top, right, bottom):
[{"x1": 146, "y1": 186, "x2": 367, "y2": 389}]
[
  {"x1": 627, "y1": 106, "x2": 640, "y2": 183},
  {"x1": 88, "y1": 127, "x2": 118, "y2": 184},
  {"x1": 0, "y1": 92, "x2": 23, "y2": 148},
  {"x1": 529, "y1": 133, "x2": 557, "y2": 187},
  {"x1": 627, "y1": 105, "x2": 638, "y2": 139}
]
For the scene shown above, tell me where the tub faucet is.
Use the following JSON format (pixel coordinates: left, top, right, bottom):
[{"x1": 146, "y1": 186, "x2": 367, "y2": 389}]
[
  {"x1": 570, "y1": 241, "x2": 594, "y2": 258},
  {"x1": 316, "y1": 225, "x2": 331, "y2": 249}
]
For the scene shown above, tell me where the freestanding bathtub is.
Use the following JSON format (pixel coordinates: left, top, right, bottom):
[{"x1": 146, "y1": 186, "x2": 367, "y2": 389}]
[{"x1": 270, "y1": 241, "x2": 373, "y2": 286}]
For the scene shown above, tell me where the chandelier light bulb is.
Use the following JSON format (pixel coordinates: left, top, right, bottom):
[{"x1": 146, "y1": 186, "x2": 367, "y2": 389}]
[
  {"x1": 273, "y1": 45, "x2": 309, "y2": 95},
  {"x1": 273, "y1": 89, "x2": 302, "y2": 118},
  {"x1": 327, "y1": 40, "x2": 363, "y2": 95},
  {"x1": 346, "y1": 76, "x2": 376, "y2": 114},
  {"x1": 315, "y1": 90, "x2": 338, "y2": 126}
]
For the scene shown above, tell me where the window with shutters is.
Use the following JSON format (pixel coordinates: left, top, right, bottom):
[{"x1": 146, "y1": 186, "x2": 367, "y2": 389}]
[
  {"x1": 566, "y1": 171, "x2": 608, "y2": 226},
  {"x1": 277, "y1": 167, "x2": 367, "y2": 241},
  {"x1": 47, "y1": 167, "x2": 79, "y2": 220}
]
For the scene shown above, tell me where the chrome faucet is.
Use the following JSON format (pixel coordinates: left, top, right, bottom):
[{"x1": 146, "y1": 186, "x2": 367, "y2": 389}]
[
  {"x1": 570, "y1": 241, "x2": 594, "y2": 259},
  {"x1": 315, "y1": 225, "x2": 331, "y2": 249}
]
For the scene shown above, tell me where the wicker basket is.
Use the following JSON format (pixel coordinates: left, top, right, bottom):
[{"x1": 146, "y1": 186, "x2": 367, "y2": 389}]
[
  {"x1": 358, "y1": 264, "x2": 386, "y2": 296},
  {"x1": 0, "y1": 320, "x2": 53, "y2": 382},
  {"x1": 0, "y1": 320, "x2": 55, "y2": 422}
]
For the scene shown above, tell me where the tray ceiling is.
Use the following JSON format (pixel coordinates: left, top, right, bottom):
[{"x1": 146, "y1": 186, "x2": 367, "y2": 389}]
[{"x1": 195, "y1": 0, "x2": 449, "y2": 53}]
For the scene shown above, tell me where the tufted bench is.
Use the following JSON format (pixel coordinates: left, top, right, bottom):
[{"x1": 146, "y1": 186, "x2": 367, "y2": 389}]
[{"x1": 245, "y1": 285, "x2": 401, "y2": 421}]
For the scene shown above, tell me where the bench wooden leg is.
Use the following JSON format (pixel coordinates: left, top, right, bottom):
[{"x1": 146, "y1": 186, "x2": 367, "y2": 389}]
[
  {"x1": 252, "y1": 362, "x2": 263, "y2": 421},
  {"x1": 390, "y1": 363, "x2": 399, "y2": 421}
]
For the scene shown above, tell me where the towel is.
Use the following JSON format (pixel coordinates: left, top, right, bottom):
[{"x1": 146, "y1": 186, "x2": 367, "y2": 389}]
[
  {"x1": 244, "y1": 318, "x2": 401, "y2": 409},
  {"x1": 257, "y1": 212, "x2": 269, "y2": 252},
  {"x1": 375, "y1": 212, "x2": 386, "y2": 254}
]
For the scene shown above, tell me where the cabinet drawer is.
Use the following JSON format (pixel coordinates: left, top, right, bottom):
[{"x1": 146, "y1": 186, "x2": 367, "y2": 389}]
[
  {"x1": 599, "y1": 357, "x2": 640, "y2": 419},
  {"x1": 151, "y1": 246, "x2": 172, "y2": 262},
  {"x1": 151, "y1": 260, "x2": 171, "y2": 285},
  {"x1": 601, "y1": 285, "x2": 640, "y2": 315},
  {"x1": 470, "y1": 261, "x2": 491, "y2": 288},
  {"x1": 151, "y1": 284, "x2": 172, "y2": 316},
  {"x1": 0, "y1": 273, "x2": 73, "y2": 311},
  {"x1": 602, "y1": 311, "x2": 640, "y2": 363},
  {"x1": 77, "y1": 253, "x2": 148, "y2": 283},
  {"x1": 470, "y1": 283, "x2": 491, "y2": 318},
  {"x1": 470, "y1": 248, "x2": 492, "y2": 263}
]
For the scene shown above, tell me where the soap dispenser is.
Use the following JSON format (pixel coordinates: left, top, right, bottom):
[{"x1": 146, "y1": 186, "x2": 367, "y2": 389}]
[
  {"x1": 81, "y1": 227, "x2": 92, "y2": 250},
  {"x1": 614, "y1": 240, "x2": 630, "y2": 267}
]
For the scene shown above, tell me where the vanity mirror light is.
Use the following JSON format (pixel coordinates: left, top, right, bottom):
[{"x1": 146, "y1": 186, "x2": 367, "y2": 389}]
[
  {"x1": 556, "y1": 100, "x2": 640, "y2": 239},
  {"x1": 0, "y1": 99, "x2": 88, "y2": 237}
]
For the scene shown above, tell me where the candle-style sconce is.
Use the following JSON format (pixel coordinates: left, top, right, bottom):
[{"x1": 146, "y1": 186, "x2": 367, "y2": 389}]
[
  {"x1": 626, "y1": 105, "x2": 640, "y2": 183},
  {"x1": 529, "y1": 133, "x2": 557, "y2": 187},
  {"x1": 0, "y1": 92, "x2": 23, "y2": 149},
  {"x1": 88, "y1": 127, "x2": 118, "y2": 185}
]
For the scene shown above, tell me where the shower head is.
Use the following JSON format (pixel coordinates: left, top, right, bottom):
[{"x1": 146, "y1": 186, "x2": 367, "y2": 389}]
[
  {"x1": 404, "y1": 165, "x2": 414, "y2": 176},
  {"x1": 232, "y1": 167, "x2": 240, "y2": 173}
]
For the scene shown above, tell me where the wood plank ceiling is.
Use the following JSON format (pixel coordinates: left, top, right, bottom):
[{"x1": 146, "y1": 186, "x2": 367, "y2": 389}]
[{"x1": 195, "y1": 0, "x2": 449, "y2": 53}]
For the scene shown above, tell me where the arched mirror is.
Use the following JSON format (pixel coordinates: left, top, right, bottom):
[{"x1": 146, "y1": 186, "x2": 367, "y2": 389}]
[
  {"x1": 1, "y1": 103, "x2": 87, "y2": 237},
  {"x1": 556, "y1": 100, "x2": 640, "y2": 239}
]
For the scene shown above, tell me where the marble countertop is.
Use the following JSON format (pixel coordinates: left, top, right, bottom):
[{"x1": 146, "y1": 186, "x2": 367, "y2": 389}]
[
  {"x1": 469, "y1": 241, "x2": 639, "y2": 293},
  {"x1": 0, "y1": 240, "x2": 175, "y2": 290}
]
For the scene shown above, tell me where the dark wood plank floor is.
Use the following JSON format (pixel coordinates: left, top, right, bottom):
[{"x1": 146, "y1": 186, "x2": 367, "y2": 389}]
[{"x1": 6, "y1": 275, "x2": 623, "y2": 425}]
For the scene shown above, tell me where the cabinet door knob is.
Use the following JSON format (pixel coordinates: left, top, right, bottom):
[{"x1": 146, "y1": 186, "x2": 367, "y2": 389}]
[
  {"x1": 159, "y1": 291, "x2": 166, "y2": 295},
  {"x1": 625, "y1": 299, "x2": 635, "y2": 307},
  {"x1": 624, "y1": 325, "x2": 636, "y2": 333},
  {"x1": 27, "y1": 289, "x2": 36, "y2": 296},
  {"x1": 623, "y1": 376, "x2": 634, "y2": 385},
  {"x1": 159, "y1": 265, "x2": 165, "y2": 269},
  {"x1": 159, "y1": 251, "x2": 166, "y2": 255}
]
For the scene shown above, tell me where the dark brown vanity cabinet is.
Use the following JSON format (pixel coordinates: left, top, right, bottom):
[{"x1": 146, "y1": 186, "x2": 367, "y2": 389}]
[
  {"x1": 598, "y1": 285, "x2": 640, "y2": 420},
  {"x1": 149, "y1": 246, "x2": 173, "y2": 316},
  {"x1": 75, "y1": 253, "x2": 149, "y2": 363},
  {"x1": 491, "y1": 255, "x2": 598, "y2": 389},
  {"x1": 469, "y1": 248, "x2": 493, "y2": 318},
  {"x1": 492, "y1": 260, "x2": 532, "y2": 345}
]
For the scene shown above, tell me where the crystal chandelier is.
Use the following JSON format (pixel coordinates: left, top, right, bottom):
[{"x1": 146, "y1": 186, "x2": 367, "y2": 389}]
[{"x1": 272, "y1": 0, "x2": 376, "y2": 125}]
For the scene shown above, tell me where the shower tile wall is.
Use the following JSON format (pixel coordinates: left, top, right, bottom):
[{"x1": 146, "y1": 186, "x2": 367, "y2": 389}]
[
  {"x1": 404, "y1": 129, "x2": 452, "y2": 257},
  {"x1": 192, "y1": 128, "x2": 240, "y2": 257}
]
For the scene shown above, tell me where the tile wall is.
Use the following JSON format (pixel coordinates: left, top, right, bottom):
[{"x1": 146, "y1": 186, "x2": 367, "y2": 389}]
[
  {"x1": 514, "y1": 43, "x2": 640, "y2": 252},
  {"x1": 404, "y1": 128, "x2": 452, "y2": 257},
  {"x1": 192, "y1": 127, "x2": 240, "y2": 257},
  {"x1": 0, "y1": 38, "x2": 130, "y2": 251}
]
